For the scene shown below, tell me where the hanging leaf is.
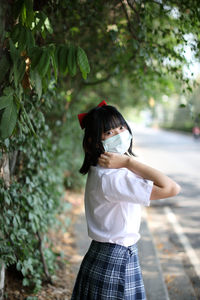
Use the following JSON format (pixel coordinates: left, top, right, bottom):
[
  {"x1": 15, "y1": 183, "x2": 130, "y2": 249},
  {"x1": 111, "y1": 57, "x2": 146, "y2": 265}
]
[
  {"x1": 33, "y1": 11, "x2": 46, "y2": 32},
  {"x1": 21, "y1": 2, "x2": 27, "y2": 26},
  {"x1": 35, "y1": 72, "x2": 42, "y2": 98},
  {"x1": 0, "y1": 97, "x2": 18, "y2": 139},
  {"x1": 18, "y1": 26, "x2": 27, "y2": 52},
  {"x1": 57, "y1": 45, "x2": 68, "y2": 74},
  {"x1": 77, "y1": 46, "x2": 90, "y2": 79},
  {"x1": 13, "y1": 59, "x2": 26, "y2": 88},
  {"x1": 24, "y1": 0, "x2": 34, "y2": 28},
  {"x1": 67, "y1": 44, "x2": 77, "y2": 76},
  {"x1": 37, "y1": 49, "x2": 51, "y2": 78},
  {"x1": 81, "y1": 70, "x2": 87, "y2": 80},
  {"x1": 10, "y1": 24, "x2": 21, "y2": 43},
  {"x1": 29, "y1": 47, "x2": 43, "y2": 69},
  {"x1": 50, "y1": 51, "x2": 58, "y2": 81},
  {"x1": 48, "y1": 44, "x2": 58, "y2": 80},
  {"x1": 42, "y1": 76, "x2": 48, "y2": 93},
  {"x1": 30, "y1": 70, "x2": 42, "y2": 98},
  {"x1": 9, "y1": 39, "x2": 20, "y2": 63},
  {"x1": 25, "y1": 28, "x2": 35, "y2": 51},
  {"x1": 44, "y1": 17, "x2": 53, "y2": 34}
]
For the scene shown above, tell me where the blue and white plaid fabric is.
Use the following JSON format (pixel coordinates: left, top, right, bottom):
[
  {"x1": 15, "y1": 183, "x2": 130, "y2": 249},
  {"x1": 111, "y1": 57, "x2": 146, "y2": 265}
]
[{"x1": 71, "y1": 240, "x2": 146, "y2": 300}]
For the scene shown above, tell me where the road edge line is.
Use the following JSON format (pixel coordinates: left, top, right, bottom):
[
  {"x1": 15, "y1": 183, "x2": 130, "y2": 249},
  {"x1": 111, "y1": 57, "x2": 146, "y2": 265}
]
[{"x1": 164, "y1": 206, "x2": 200, "y2": 279}]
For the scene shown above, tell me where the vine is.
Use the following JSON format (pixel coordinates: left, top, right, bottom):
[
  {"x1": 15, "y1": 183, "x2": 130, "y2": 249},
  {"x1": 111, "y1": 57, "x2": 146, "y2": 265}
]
[{"x1": 0, "y1": 0, "x2": 90, "y2": 293}]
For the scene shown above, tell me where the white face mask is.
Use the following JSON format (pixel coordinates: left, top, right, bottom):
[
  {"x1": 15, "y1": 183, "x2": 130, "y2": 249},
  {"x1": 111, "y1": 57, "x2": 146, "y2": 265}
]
[{"x1": 102, "y1": 130, "x2": 132, "y2": 154}]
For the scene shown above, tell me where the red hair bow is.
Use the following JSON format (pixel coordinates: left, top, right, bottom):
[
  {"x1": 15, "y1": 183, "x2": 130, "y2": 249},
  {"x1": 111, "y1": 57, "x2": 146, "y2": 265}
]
[{"x1": 78, "y1": 100, "x2": 107, "y2": 129}]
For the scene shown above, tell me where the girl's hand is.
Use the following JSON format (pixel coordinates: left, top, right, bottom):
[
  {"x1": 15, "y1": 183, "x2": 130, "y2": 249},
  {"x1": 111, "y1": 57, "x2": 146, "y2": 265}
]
[{"x1": 98, "y1": 152, "x2": 129, "y2": 169}]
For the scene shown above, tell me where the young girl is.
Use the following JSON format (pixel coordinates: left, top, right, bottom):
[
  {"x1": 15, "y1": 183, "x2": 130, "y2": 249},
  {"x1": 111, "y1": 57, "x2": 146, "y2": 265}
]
[{"x1": 71, "y1": 100, "x2": 181, "y2": 300}]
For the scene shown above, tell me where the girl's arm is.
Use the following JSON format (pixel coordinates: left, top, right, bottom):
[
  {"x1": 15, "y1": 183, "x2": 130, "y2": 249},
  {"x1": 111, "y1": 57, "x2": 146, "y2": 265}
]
[{"x1": 98, "y1": 152, "x2": 181, "y2": 200}]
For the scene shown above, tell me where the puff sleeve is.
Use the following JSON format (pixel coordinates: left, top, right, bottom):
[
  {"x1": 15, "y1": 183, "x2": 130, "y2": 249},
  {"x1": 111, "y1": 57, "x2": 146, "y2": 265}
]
[{"x1": 101, "y1": 168, "x2": 153, "y2": 206}]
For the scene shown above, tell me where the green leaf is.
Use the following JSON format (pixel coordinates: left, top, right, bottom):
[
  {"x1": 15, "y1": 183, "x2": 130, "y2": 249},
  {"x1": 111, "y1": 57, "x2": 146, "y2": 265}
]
[
  {"x1": 37, "y1": 49, "x2": 51, "y2": 78},
  {"x1": 18, "y1": 26, "x2": 27, "y2": 52},
  {"x1": 33, "y1": 11, "x2": 46, "y2": 32},
  {"x1": 4, "y1": 87, "x2": 14, "y2": 97},
  {"x1": 18, "y1": 228, "x2": 28, "y2": 236},
  {"x1": 35, "y1": 72, "x2": 42, "y2": 98},
  {"x1": 44, "y1": 17, "x2": 53, "y2": 34},
  {"x1": 4, "y1": 138, "x2": 9, "y2": 148},
  {"x1": 67, "y1": 44, "x2": 77, "y2": 76},
  {"x1": 30, "y1": 71, "x2": 42, "y2": 98},
  {"x1": 49, "y1": 46, "x2": 58, "y2": 81},
  {"x1": 14, "y1": 59, "x2": 26, "y2": 88},
  {"x1": 16, "y1": 261, "x2": 21, "y2": 271},
  {"x1": 13, "y1": 216, "x2": 18, "y2": 228},
  {"x1": 56, "y1": 45, "x2": 68, "y2": 74},
  {"x1": 4, "y1": 195, "x2": 11, "y2": 205},
  {"x1": 21, "y1": 3, "x2": 27, "y2": 26},
  {"x1": 10, "y1": 24, "x2": 21, "y2": 43},
  {"x1": 25, "y1": 28, "x2": 35, "y2": 50},
  {"x1": 82, "y1": 70, "x2": 87, "y2": 80},
  {"x1": 29, "y1": 47, "x2": 43, "y2": 69},
  {"x1": 77, "y1": 46, "x2": 90, "y2": 78},
  {"x1": 0, "y1": 97, "x2": 18, "y2": 139},
  {"x1": 0, "y1": 95, "x2": 13, "y2": 110},
  {"x1": 24, "y1": 0, "x2": 34, "y2": 28},
  {"x1": 21, "y1": 267, "x2": 27, "y2": 276},
  {"x1": 9, "y1": 39, "x2": 19, "y2": 63},
  {"x1": 31, "y1": 222, "x2": 37, "y2": 233},
  {"x1": 21, "y1": 104, "x2": 37, "y2": 137},
  {"x1": 9, "y1": 39, "x2": 25, "y2": 87}
]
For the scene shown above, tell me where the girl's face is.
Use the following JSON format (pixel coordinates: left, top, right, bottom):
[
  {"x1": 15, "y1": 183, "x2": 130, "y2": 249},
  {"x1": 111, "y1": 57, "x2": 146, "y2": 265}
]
[{"x1": 101, "y1": 125, "x2": 127, "y2": 141}]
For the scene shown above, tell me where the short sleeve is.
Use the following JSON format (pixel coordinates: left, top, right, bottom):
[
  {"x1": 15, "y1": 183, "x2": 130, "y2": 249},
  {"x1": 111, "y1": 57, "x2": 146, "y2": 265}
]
[{"x1": 101, "y1": 168, "x2": 153, "y2": 206}]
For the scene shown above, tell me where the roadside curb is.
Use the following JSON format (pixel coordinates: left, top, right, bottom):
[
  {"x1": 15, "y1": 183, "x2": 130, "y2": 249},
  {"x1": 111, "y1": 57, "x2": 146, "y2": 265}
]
[{"x1": 138, "y1": 208, "x2": 170, "y2": 300}]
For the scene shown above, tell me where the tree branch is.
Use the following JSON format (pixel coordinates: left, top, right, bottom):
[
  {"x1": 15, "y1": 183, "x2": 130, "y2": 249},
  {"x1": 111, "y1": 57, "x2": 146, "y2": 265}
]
[
  {"x1": 120, "y1": 0, "x2": 141, "y2": 42},
  {"x1": 126, "y1": 0, "x2": 140, "y2": 23}
]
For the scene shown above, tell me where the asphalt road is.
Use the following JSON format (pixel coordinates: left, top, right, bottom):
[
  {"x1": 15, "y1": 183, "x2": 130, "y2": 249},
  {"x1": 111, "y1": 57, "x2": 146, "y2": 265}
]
[{"x1": 132, "y1": 124, "x2": 200, "y2": 300}]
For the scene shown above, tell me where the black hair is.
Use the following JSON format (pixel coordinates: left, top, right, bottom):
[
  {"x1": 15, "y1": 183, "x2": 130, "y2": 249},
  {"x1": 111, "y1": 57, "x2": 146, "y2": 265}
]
[{"x1": 79, "y1": 105, "x2": 135, "y2": 174}]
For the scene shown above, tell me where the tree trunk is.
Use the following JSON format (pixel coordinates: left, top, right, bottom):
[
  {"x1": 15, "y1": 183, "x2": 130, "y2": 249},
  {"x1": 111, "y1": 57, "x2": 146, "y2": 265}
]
[{"x1": 0, "y1": 153, "x2": 11, "y2": 300}]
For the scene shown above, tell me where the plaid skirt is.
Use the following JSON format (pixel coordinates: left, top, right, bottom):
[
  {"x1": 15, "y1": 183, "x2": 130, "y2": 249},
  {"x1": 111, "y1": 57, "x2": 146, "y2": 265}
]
[{"x1": 71, "y1": 240, "x2": 146, "y2": 300}]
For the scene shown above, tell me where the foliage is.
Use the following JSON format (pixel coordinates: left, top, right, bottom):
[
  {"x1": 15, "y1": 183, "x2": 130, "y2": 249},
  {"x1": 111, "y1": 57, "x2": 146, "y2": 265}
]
[
  {"x1": 0, "y1": 0, "x2": 90, "y2": 291},
  {"x1": 0, "y1": 93, "x2": 63, "y2": 291},
  {"x1": 0, "y1": 0, "x2": 90, "y2": 139},
  {"x1": 1, "y1": 0, "x2": 200, "y2": 293},
  {"x1": 49, "y1": 0, "x2": 200, "y2": 93}
]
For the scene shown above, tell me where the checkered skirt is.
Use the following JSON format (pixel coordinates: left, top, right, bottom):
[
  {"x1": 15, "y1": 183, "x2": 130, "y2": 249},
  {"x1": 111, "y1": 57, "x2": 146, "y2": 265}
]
[{"x1": 71, "y1": 240, "x2": 146, "y2": 300}]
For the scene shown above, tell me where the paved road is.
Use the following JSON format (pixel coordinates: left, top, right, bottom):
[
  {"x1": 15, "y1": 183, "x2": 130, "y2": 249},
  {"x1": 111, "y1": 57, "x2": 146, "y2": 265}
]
[{"x1": 132, "y1": 124, "x2": 200, "y2": 299}]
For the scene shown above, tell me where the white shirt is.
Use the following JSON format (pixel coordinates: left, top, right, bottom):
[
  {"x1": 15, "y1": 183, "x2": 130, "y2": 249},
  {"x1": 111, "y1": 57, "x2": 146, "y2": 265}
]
[{"x1": 84, "y1": 165, "x2": 154, "y2": 247}]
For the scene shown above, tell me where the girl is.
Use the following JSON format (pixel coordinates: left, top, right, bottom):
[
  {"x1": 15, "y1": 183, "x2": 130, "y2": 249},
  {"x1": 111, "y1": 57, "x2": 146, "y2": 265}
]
[{"x1": 71, "y1": 100, "x2": 181, "y2": 300}]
